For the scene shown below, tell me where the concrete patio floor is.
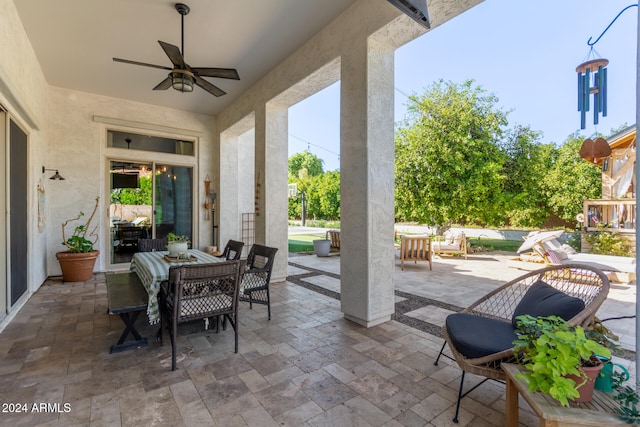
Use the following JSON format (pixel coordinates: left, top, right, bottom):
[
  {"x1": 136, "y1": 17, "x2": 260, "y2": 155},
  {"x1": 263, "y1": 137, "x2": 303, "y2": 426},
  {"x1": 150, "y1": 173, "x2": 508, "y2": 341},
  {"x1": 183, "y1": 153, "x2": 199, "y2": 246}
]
[{"x1": 0, "y1": 251, "x2": 635, "y2": 426}]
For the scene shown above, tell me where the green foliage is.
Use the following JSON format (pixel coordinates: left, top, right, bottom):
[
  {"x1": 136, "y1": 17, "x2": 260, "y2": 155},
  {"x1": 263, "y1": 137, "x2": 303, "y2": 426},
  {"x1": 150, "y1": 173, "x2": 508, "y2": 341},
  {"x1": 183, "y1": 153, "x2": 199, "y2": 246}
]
[
  {"x1": 288, "y1": 169, "x2": 340, "y2": 221},
  {"x1": 167, "y1": 232, "x2": 190, "y2": 243},
  {"x1": 544, "y1": 133, "x2": 602, "y2": 223},
  {"x1": 499, "y1": 126, "x2": 554, "y2": 227},
  {"x1": 288, "y1": 150, "x2": 324, "y2": 179},
  {"x1": 110, "y1": 175, "x2": 152, "y2": 205},
  {"x1": 61, "y1": 196, "x2": 100, "y2": 253},
  {"x1": 513, "y1": 315, "x2": 611, "y2": 407},
  {"x1": 585, "y1": 231, "x2": 632, "y2": 257},
  {"x1": 394, "y1": 80, "x2": 509, "y2": 227}
]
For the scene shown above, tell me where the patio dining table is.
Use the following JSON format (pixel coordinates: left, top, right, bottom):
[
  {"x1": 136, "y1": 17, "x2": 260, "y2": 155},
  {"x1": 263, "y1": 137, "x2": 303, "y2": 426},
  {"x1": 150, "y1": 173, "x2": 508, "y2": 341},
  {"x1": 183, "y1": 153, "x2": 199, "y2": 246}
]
[{"x1": 129, "y1": 249, "x2": 223, "y2": 324}]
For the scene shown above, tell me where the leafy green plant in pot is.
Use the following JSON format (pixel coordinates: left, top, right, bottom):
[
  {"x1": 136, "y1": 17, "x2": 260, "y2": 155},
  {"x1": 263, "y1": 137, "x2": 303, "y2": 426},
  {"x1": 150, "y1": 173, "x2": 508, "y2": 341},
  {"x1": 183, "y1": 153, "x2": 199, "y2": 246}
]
[
  {"x1": 513, "y1": 314, "x2": 611, "y2": 407},
  {"x1": 56, "y1": 196, "x2": 100, "y2": 282}
]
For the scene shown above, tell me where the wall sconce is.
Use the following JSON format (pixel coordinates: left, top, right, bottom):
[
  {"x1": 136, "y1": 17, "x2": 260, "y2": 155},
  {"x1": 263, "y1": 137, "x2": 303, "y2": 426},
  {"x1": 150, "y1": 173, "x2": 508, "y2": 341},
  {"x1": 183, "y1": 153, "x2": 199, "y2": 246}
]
[{"x1": 42, "y1": 166, "x2": 65, "y2": 181}]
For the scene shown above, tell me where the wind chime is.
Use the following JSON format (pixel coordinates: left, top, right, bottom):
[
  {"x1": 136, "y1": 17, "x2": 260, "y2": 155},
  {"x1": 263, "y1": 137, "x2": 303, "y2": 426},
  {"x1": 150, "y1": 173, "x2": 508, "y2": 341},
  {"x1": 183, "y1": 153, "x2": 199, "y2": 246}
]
[
  {"x1": 576, "y1": 4, "x2": 638, "y2": 131},
  {"x1": 576, "y1": 56, "x2": 608, "y2": 130}
]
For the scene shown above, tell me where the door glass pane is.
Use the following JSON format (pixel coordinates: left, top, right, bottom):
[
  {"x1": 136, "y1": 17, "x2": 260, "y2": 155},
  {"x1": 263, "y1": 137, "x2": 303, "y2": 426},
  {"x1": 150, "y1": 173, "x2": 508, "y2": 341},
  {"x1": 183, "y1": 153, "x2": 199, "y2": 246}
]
[
  {"x1": 109, "y1": 161, "x2": 153, "y2": 264},
  {"x1": 154, "y1": 164, "x2": 193, "y2": 242}
]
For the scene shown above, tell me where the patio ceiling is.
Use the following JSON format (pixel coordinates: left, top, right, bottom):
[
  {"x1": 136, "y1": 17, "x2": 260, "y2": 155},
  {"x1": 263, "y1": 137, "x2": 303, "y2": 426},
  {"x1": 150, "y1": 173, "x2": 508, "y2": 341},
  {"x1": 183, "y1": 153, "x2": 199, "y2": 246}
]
[{"x1": 13, "y1": 0, "x2": 358, "y2": 116}]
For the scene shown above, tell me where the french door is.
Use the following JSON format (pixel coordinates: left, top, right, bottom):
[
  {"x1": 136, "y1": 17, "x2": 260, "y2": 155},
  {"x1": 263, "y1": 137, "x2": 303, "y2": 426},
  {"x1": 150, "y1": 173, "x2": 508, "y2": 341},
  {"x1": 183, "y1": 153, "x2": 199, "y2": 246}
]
[{"x1": 109, "y1": 160, "x2": 193, "y2": 264}]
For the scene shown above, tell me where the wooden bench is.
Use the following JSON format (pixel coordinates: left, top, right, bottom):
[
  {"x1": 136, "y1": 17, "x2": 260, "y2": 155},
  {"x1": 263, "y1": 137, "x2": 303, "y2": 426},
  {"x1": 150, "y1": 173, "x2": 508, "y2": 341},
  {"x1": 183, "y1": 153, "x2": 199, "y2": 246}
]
[{"x1": 106, "y1": 272, "x2": 149, "y2": 353}]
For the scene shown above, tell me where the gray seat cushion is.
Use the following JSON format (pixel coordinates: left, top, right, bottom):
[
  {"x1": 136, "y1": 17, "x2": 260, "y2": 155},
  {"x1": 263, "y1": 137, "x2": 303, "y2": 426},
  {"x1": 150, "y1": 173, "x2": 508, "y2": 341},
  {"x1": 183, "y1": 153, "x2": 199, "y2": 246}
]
[{"x1": 446, "y1": 313, "x2": 517, "y2": 359}]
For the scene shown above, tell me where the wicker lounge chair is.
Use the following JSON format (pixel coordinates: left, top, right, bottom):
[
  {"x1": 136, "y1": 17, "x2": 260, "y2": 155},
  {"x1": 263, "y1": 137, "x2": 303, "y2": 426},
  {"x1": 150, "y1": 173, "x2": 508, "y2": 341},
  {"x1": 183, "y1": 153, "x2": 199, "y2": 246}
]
[
  {"x1": 160, "y1": 261, "x2": 243, "y2": 371},
  {"x1": 434, "y1": 264, "x2": 610, "y2": 423},
  {"x1": 240, "y1": 244, "x2": 278, "y2": 320},
  {"x1": 399, "y1": 235, "x2": 432, "y2": 270}
]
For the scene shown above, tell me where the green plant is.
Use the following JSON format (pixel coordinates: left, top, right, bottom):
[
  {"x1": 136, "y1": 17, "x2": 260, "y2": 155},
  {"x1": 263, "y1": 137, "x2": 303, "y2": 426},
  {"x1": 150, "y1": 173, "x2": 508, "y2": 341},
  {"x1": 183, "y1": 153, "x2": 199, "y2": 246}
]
[
  {"x1": 61, "y1": 196, "x2": 100, "y2": 253},
  {"x1": 513, "y1": 315, "x2": 611, "y2": 407},
  {"x1": 167, "y1": 232, "x2": 190, "y2": 243},
  {"x1": 585, "y1": 231, "x2": 632, "y2": 257}
]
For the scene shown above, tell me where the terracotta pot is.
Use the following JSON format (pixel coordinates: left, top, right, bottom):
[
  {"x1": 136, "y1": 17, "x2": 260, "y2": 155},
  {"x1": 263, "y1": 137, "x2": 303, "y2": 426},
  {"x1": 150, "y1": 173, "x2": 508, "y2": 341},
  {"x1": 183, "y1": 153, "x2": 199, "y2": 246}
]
[
  {"x1": 567, "y1": 363, "x2": 604, "y2": 403},
  {"x1": 56, "y1": 251, "x2": 99, "y2": 282}
]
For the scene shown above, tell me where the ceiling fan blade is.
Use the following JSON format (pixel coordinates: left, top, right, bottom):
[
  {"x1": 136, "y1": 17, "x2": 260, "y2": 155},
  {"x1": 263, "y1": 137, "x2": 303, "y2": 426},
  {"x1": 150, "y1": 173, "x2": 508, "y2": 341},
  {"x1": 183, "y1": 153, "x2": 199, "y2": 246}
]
[
  {"x1": 194, "y1": 75, "x2": 226, "y2": 97},
  {"x1": 153, "y1": 76, "x2": 172, "y2": 90},
  {"x1": 113, "y1": 57, "x2": 172, "y2": 71},
  {"x1": 192, "y1": 67, "x2": 240, "y2": 80},
  {"x1": 158, "y1": 41, "x2": 187, "y2": 69}
]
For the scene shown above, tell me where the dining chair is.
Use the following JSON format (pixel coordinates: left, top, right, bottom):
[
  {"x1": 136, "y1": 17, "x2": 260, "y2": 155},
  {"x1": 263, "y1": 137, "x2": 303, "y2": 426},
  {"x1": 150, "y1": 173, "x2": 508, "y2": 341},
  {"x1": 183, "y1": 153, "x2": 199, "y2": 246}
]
[
  {"x1": 137, "y1": 237, "x2": 168, "y2": 252},
  {"x1": 159, "y1": 260, "x2": 243, "y2": 371},
  {"x1": 240, "y1": 244, "x2": 278, "y2": 320},
  {"x1": 218, "y1": 239, "x2": 244, "y2": 261}
]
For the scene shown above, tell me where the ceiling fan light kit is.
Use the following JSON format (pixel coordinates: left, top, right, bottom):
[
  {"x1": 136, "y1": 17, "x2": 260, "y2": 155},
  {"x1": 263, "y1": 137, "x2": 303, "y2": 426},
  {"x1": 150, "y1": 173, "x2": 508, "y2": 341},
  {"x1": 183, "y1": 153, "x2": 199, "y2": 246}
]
[
  {"x1": 113, "y1": 3, "x2": 239, "y2": 97},
  {"x1": 171, "y1": 70, "x2": 194, "y2": 92}
]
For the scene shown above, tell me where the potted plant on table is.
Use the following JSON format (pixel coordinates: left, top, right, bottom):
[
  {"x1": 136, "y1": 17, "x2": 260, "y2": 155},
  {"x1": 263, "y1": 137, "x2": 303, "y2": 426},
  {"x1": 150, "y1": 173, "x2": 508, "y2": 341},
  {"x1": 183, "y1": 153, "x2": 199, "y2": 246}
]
[
  {"x1": 166, "y1": 232, "x2": 190, "y2": 257},
  {"x1": 513, "y1": 314, "x2": 611, "y2": 407},
  {"x1": 56, "y1": 196, "x2": 100, "y2": 282}
]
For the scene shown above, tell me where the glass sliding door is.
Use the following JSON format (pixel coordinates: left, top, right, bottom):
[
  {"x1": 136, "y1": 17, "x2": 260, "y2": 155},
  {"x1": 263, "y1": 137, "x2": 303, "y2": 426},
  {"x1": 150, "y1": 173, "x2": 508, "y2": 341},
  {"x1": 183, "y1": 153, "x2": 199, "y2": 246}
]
[
  {"x1": 109, "y1": 161, "x2": 193, "y2": 264},
  {"x1": 154, "y1": 164, "x2": 193, "y2": 241}
]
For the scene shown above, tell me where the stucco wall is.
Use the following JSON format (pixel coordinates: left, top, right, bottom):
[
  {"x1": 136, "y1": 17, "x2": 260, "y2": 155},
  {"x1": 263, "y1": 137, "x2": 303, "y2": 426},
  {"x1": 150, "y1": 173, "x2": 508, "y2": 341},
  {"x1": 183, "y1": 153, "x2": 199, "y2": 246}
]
[
  {"x1": 0, "y1": 0, "x2": 49, "y2": 297},
  {"x1": 46, "y1": 87, "x2": 216, "y2": 276}
]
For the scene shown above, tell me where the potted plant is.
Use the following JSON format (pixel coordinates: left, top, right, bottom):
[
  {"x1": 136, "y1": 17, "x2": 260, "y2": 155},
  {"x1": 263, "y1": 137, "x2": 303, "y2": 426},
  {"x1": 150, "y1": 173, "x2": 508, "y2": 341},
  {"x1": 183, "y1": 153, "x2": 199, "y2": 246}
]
[
  {"x1": 56, "y1": 196, "x2": 100, "y2": 282},
  {"x1": 513, "y1": 314, "x2": 611, "y2": 406},
  {"x1": 166, "y1": 232, "x2": 190, "y2": 257}
]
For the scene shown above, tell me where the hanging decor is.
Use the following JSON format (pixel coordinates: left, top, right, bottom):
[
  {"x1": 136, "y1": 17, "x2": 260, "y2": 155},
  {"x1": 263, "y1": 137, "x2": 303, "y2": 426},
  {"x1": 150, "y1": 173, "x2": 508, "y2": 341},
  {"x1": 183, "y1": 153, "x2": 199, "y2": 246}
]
[
  {"x1": 203, "y1": 175, "x2": 213, "y2": 220},
  {"x1": 576, "y1": 4, "x2": 638, "y2": 129},
  {"x1": 576, "y1": 57, "x2": 608, "y2": 130},
  {"x1": 578, "y1": 137, "x2": 611, "y2": 163}
]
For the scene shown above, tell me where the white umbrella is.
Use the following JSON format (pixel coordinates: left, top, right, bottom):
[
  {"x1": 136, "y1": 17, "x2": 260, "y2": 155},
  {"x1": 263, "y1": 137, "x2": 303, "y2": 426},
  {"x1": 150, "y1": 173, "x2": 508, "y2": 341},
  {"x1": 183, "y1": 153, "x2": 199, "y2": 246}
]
[{"x1": 517, "y1": 230, "x2": 565, "y2": 253}]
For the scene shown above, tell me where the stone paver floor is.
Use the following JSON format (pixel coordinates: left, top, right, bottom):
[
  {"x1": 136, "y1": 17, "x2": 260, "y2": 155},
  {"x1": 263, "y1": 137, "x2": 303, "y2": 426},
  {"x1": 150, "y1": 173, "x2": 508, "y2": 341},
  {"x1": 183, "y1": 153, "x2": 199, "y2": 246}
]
[{"x1": 0, "y1": 251, "x2": 635, "y2": 426}]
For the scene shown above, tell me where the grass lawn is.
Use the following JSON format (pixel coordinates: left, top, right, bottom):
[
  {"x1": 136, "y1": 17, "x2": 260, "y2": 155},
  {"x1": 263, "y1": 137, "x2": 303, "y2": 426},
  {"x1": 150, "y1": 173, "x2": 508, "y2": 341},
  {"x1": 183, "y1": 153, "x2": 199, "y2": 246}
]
[
  {"x1": 468, "y1": 237, "x2": 520, "y2": 253},
  {"x1": 289, "y1": 233, "x2": 521, "y2": 254},
  {"x1": 288, "y1": 234, "x2": 324, "y2": 253}
]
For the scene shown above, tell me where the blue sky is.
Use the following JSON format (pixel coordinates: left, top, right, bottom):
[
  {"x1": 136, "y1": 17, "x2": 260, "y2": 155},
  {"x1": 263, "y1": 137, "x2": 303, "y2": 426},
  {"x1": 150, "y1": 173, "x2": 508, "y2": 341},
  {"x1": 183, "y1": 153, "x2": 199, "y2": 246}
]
[{"x1": 289, "y1": 0, "x2": 637, "y2": 172}]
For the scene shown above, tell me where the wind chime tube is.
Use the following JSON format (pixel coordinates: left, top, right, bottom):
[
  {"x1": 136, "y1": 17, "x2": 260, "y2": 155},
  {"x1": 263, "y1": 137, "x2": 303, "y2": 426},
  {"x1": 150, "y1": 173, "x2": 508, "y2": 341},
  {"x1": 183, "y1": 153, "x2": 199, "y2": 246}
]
[
  {"x1": 577, "y1": 72, "x2": 582, "y2": 111},
  {"x1": 602, "y1": 67, "x2": 608, "y2": 117},
  {"x1": 593, "y1": 70, "x2": 600, "y2": 125}
]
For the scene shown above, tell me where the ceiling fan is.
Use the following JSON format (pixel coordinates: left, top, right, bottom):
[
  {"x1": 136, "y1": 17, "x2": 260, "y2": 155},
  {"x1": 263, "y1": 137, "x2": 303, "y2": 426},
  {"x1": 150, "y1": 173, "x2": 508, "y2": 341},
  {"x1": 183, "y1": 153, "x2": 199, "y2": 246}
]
[{"x1": 113, "y1": 3, "x2": 239, "y2": 97}]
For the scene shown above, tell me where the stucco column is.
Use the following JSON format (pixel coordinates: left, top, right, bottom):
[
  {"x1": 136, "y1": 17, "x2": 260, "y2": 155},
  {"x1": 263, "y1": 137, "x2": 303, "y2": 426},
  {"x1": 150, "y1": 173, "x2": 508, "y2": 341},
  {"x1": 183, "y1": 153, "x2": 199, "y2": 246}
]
[
  {"x1": 340, "y1": 35, "x2": 396, "y2": 327},
  {"x1": 255, "y1": 103, "x2": 289, "y2": 282}
]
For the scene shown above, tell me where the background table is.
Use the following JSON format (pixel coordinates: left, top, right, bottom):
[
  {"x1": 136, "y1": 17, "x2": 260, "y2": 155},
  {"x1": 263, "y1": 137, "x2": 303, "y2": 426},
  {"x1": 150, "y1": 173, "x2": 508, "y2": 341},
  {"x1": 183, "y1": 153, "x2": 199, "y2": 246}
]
[
  {"x1": 130, "y1": 249, "x2": 222, "y2": 324},
  {"x1": 502, "y1": 363, "x2": 626, "y2": 427}
]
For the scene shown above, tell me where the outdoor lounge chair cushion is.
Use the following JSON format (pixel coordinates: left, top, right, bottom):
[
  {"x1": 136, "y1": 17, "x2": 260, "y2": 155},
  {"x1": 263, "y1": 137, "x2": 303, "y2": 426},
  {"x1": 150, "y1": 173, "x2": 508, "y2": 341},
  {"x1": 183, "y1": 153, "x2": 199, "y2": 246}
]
[
  {"x1": 446, "y1": 313, "x2": 517, "y2": 359},
  {"x1": 511, "y1": 280, "x2": 585, "y2": 327}
]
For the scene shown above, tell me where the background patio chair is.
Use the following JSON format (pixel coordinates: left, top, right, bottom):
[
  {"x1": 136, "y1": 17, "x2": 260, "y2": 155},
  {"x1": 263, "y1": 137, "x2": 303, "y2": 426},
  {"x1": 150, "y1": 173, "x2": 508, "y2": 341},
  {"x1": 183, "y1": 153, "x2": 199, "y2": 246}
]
[
  {"x1": 137, "y1": 237, "x2": 168, "y2": 252},
  {"x1": 160, "y1": 261, "x2": 243, "y2": 371},
  {"x1": 325, "y1": 229, "x2": 341, "y2": 251},
  {"x1": 240, "y1": 244, "x2": 278, "y2": 320},
  {"x1": 218, "y1": 239, "x2": 244, "y2": 261},
  {"x1": 434, "y1": 263, "x2": 610, "y2": 423},
  {"x1": 399, "y1": 235, "x2": 432, "y2": 270},
  {"x1": 432, "y1": 230, "x2": 467, "y2": 259}
]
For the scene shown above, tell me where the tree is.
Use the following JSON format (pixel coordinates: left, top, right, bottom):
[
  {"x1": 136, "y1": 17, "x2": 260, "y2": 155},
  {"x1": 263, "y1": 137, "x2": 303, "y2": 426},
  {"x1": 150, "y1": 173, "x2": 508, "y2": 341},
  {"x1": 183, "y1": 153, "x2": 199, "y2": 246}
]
[
  {"x1": 499, "y1": 125, "x2": 554, "y2": 227},
  {"x1": 544, "y1": 132, "x2": 602, "y2": 223},
  {"x1": 395, "y1": 79, "x2": 509, "y2": 227},
  {"x1": 288, "y1": 150, "x2": 324, "y2": 179}
]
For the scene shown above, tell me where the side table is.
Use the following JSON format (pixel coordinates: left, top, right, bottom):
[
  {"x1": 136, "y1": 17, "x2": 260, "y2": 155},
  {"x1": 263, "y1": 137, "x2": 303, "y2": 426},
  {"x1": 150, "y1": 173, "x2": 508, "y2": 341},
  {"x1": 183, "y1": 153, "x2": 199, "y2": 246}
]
[{"x1": 502, "y1": 363, "x2": 626, "y2": 427}]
